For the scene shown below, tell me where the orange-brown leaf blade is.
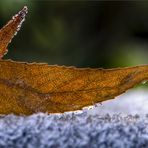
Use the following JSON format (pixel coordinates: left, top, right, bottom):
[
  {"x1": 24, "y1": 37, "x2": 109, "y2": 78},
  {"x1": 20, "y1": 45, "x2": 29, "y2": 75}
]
[
  {"x1": 0, "y1": 60, "x2": 147, "y2": 115},
  {"x1": 0, "y1": 6, "x2": 28, "y2": 58}
]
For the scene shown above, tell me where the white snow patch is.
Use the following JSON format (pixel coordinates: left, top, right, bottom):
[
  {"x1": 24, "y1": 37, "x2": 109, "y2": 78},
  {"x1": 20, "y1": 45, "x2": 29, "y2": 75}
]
[{"x1": 88, "y1": 88, "x2": 148, "y2": 115}]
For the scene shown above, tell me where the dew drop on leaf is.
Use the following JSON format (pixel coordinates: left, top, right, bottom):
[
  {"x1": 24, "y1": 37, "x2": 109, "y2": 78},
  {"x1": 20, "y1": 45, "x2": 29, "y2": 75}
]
[{"x1": 141, "y1": 80, "x2": 147, "y2": 84}]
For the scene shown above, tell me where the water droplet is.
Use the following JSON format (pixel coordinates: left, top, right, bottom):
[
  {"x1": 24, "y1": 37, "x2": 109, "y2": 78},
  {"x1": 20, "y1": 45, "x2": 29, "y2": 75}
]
[{"x1": 142, "y1": 80, "x2": 147, "y2": 84}]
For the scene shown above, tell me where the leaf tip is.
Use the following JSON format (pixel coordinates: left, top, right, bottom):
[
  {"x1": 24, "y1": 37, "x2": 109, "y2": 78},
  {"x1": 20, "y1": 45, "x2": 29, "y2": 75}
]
[
  {"x1": 0, "y1": 6, "x2": 28, "y2": 59},
  {"x1": 12, "y1": 6, "x2": 28, "y2": 32},
  {"x1": 18, "y1": 6, "x2": 28, "y2": 21}
]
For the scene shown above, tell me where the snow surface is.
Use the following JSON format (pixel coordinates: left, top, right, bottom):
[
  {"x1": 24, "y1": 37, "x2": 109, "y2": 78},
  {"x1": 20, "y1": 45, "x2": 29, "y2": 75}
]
[
  {"x1": 0, "y1": 112, "x2": 148, "y2": 148},
  {"x1": 0, "y1": 88, "x2": 148, "y2": 148},
  {"x1": 89, "y1": 88, "x2": 148, "y2": 116}
]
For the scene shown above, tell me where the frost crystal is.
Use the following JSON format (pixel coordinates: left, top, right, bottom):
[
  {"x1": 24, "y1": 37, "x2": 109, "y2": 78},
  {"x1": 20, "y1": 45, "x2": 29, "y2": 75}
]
[{"x1": 12, "y1": 6, "x2": 28, "y2": 35}]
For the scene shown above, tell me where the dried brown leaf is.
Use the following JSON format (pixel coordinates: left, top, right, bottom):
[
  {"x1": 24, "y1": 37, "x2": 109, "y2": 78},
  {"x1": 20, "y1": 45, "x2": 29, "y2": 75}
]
[
  {"x1": 0, "y1": 60, "x2": 147, "y2": 115},
  {"x1": 0, "y1": 6, "x2": 27, "y2": 58},
  {"x1": 0, "y1": 7, "x2": 147, "y2": 115}
]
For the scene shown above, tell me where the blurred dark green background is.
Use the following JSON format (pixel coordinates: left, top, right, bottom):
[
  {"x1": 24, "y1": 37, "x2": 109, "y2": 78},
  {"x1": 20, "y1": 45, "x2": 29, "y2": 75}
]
[{"x1": 0, "y1": 0, "x2": 148, "y2": 68}]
